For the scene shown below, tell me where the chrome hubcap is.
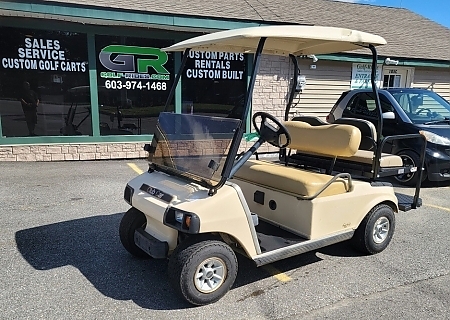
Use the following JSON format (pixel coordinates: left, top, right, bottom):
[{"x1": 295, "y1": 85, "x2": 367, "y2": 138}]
[
  {"x1": 194, "y1": 257, "x2": 226, "y2": 293},
  {"x1": 373, "y1": 217, "x2": 390, "y2": 244}
]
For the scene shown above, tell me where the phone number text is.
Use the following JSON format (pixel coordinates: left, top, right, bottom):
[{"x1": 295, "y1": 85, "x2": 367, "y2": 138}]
[{"x1": 104, "y1": 80, "x2": 167, "y2": 91}]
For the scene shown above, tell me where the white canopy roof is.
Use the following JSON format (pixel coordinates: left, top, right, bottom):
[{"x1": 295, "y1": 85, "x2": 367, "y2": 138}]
[{"x1": 163, "y1": 25, "x2": 386, "y2": 56}]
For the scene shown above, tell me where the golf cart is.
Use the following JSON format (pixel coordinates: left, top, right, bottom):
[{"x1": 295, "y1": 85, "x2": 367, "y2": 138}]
[{"x1": 120, "y1": 26, "x2": 424, "y2": 306}]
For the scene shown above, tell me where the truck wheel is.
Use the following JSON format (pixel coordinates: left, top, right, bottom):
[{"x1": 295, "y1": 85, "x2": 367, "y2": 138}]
[
  {"x1": 168, "y1": 240, "x2": 238, "y2": 306},
  {"x1": 394, "y1": 150, "x2": 425, "y2": 186},
  {"x1": 119, "y1": 208, "x2": 149, "y2": 258},
  {"x1": 351, "y1": 204, "x2": 395, "y2": 255}
]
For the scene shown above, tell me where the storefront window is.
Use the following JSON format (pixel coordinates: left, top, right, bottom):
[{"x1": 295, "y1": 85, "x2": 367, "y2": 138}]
[
  {"x1": 182, "y1": 51, "x2": 247, "y2": 119},
  {"x1": 95, "y1": 35, "x2": 174, "y2": 135},
  {"x1": 0, "y1": 26, "x2": 90, "y2": 137}
]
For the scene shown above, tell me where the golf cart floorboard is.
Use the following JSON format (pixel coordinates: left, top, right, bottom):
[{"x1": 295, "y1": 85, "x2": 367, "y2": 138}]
[
  {"x1": 255, "y1": 220, "x2": 307, "y2": 253},
  {"x1": 395, "y1": 192, "x2": 422, "y2": 211}
]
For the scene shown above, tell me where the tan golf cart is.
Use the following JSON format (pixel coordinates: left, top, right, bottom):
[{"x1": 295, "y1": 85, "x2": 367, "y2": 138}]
[{"x1": 120, "y1": 25, "x2": 425, "y2": 306}]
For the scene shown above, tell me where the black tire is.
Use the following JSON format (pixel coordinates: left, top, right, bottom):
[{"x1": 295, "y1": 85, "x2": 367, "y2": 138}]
[
  {"x1": 168, "y1": 240, "x2": 238, "y2": 306},
  {"x1": 351, "y1": 204, "x2": 395, "y2": 255},
  {"x1": 394, "y1": 149, "x2": 426, "y2": 186},
  {"x1": 119, "y1": 208, "x2": 149, "y2": 258}
]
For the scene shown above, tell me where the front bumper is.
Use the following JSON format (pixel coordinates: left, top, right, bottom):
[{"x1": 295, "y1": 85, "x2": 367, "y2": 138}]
[
  {"x1": 425, "y1": 147, "x2": 450, "y2": 182},
  {"x1": 134, "y1": 227, "x2": 168, "y2": 259}
]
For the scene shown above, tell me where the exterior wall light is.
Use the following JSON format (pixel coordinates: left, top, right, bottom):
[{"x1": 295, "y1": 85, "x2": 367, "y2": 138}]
[{"x1": 385, "y1": 57, "x2": 399, "y2": 65}]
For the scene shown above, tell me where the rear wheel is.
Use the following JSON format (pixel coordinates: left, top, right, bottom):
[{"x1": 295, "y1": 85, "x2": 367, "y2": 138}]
[
  {"x1": 351, "y1": 204, "x2": 395, "y2": 254},
  {"x1": 168, "y1": 240, "x2": 238, "y2": 306},
  {"x1": 119, "y1": 208, "x2": 149, "y2": 258},
  {"x1": 394, "y1": 150, "x2": 425, "y2": 186}
]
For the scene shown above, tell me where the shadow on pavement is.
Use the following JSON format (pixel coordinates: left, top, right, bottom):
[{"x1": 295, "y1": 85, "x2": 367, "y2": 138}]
[
  {"x1": 15, "y1": 213, "x2": 356, "y2": 309},
  {"x1": 15, "y1": 213, "x2": 190, "y2": 310}
]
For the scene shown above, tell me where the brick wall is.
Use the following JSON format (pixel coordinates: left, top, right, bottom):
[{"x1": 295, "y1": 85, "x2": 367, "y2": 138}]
[
  {"x1": 253, "y1": 55, "x2": 301, "y2": 120},
  {"x1": 0, "y1": 143, "x2": 148, "y2": 162}
]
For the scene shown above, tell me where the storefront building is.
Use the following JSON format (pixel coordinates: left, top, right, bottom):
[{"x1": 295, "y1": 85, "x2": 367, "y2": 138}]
[{"x1": 1, "y1": 0, "x2": 449, "y2": 161}]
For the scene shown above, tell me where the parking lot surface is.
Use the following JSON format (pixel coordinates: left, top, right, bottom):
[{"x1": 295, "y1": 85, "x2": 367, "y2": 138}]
[{"x1": 1, "y1": 160, "x2": 449, "y2": 319}]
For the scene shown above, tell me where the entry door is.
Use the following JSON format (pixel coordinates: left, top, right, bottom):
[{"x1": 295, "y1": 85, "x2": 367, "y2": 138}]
[{"x1": 382, "y1": 67, "x2": 414, "y2": 88}]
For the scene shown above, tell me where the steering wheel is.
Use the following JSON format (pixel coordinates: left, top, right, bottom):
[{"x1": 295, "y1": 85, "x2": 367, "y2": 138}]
[
  {"x1": 252, "y1": 112, "x2": 291, "y2": 148},
  {"x1": 415, "y1": 108, "x2": 432, "y2": 116}
]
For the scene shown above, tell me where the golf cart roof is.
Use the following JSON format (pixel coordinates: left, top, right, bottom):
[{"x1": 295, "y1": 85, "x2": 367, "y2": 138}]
[{"x1": 163, "y1": 25, "x2": 386, "y2": 56}]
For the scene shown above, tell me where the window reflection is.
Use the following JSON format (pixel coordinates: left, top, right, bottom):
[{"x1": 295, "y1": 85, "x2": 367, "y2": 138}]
[
  {"x1": 95, "y1": 35, "x2": 174, "y2": 135},
  {"x1": 0, "y1": 26, "x2": 91, "y2": 137},
  {"x1": 182, "y1": 51, "x2": 247, "y2": 119}
]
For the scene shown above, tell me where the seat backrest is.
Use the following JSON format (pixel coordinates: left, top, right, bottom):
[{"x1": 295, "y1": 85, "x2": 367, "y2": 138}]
[
  {"x1": 333, "y1": 118, "x2": 377, "y2": 151},
  {"x1": 284, "y1": 121, "x2": 361, "y2": 158},
  {"x1": 291, "y1": 115, "x2": 327, "y2": 126}
]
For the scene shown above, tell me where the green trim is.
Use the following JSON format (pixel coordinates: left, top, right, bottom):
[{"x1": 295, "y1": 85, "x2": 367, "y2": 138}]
[
  {"x1": 317, "y1": 54, "x2": 450, "y2": 68},
  {"x1": 87, "y1": 34, "x2": 100, "y2": 136},
  {"x1": 0, "y1": 1, "x2": 263, "y2": 31},
  {"x1": 174, "y1": 52, "x2": 182, "y2": 113},
  {"x1": 0, "y1": 134, "x2": 153, "y2": 145}
]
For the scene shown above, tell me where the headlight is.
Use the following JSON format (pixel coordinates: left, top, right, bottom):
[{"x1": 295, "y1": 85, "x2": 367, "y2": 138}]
[
  {"x1": 419, "y1": 130, "x2": 450, "y2": 146},
  {"x1": 163, "y1": 207, "x2": 200, "y2": 234},
  {"x1": 174, "y1": 211, "x2": 184, "y2": 223},
  {"x1": 124, "y1": 185, "x2": 134, "y2": 205}
]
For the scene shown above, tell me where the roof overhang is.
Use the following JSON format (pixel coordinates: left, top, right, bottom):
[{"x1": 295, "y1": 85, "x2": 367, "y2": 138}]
[
  {"x1": 0, "y1": 8, "x2": 218, "y2": 34},
  {"x1": 163, "y1": 25, "x2": 387, "y2": 56}
]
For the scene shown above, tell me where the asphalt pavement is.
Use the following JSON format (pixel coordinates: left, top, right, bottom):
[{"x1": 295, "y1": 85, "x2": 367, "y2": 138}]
[{"x1": 1, "y1": 160, "x2": 449, "y2": 319}]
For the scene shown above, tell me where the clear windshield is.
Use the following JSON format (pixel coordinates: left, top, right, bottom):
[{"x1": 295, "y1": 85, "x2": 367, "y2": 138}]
[
  {"x1": 149, "y1": 112, "x2": 241, "y2": 186},
  {"x1": 390, "y1": 90, "x2": 450, "y2": 124}
]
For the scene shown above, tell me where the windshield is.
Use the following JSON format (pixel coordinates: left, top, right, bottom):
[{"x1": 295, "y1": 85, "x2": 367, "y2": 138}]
[
  {"x1": 390, "y1": 90, "x2": 450, "y2": 124},
  {"x1": 149, "y1": 112, "x2": 241, "y2": 186}
]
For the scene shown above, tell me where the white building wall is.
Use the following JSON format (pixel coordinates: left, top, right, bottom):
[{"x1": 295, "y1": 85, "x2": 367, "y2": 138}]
[
  {"x1": 412, "y1": 67, "x2": 450, "y2": 100},
  {"x1": 252, "y1": 56, "x2": 352, "y2": 121}
]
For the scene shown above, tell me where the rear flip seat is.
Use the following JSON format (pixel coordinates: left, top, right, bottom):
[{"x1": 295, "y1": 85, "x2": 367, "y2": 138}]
[{"x1": 332, "y1": 118, "x2": 403, "y2": 167}]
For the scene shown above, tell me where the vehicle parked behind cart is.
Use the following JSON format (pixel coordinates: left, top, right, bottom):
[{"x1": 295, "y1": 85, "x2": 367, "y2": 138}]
[{"x1": 327, "y1": 88, "x2": 450, "y2": 185}]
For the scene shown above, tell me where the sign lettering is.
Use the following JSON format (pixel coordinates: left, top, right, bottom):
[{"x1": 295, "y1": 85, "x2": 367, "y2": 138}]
[
  {"x1": 1, "y1": 37, "x2": 87, "y2": 72},
  {"x1": 185, "y1": 51, "x2": 245, "y2": 80}
]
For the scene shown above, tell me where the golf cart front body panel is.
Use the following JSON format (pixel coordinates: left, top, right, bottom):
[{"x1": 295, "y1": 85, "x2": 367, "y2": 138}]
[
  {"x1": 128, "y1": 171, "x2": 260, "y2": 257},
  {"x1": 234, "y1": 175, "x2": 397, "y2": 240},
  {"x1": 172, "y1": 182, "x2": 260, "y2": 258},
  {"x1": 128, "y1": 171, "x2": 208, "y2": 250}
]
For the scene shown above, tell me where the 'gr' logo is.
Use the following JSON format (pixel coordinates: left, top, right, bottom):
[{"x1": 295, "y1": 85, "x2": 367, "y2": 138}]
[{"x1": 99, "y1": 45, "x2": 169, "y2": 74}]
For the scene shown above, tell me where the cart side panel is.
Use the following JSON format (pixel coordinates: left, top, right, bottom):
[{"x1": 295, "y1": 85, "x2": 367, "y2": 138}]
[{"x1": 233, "y1": 179, "x2": 397, "y2": 239}]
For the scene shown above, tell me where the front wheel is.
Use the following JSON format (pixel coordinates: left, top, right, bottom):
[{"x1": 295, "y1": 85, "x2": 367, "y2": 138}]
[
  {"x1": 119, "y1": 208, "x2": 149, "y2": 258},
  {"x1": 351, "y1": 204, "x2": 395, "y2": 255},
  {"x1": 168, "y1": 240, "x2": 238, "y2": 306}
]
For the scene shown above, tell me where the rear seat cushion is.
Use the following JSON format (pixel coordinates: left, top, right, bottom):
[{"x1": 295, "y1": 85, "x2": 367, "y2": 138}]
[
  {"x1": 234, "y1": 160, "x2": 348, "y2": 198},
  {"x1": 340, "y1": 150, "x2": 403, "y2": 167}
]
